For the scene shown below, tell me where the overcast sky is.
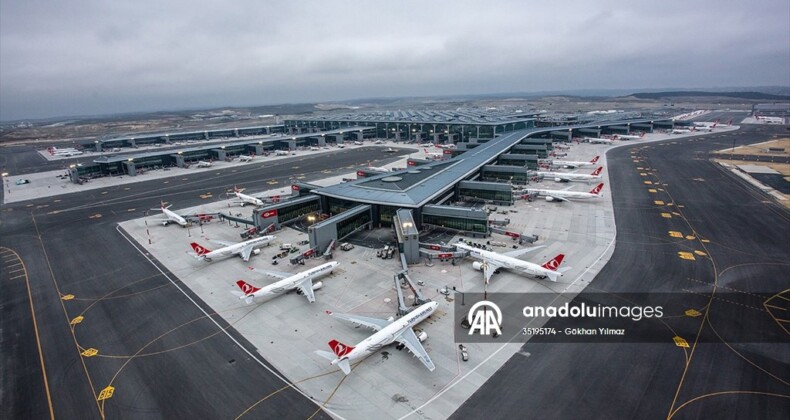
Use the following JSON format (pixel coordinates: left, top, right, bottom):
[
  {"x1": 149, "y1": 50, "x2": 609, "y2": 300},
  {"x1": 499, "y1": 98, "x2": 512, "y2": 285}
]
[{"x1": 1, "y1": 0, "x2": 788, "y2": 121}]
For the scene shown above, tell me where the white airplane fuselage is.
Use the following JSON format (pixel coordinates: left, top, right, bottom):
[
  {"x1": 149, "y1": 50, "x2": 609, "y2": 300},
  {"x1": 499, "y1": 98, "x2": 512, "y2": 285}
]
[
  {"x1": 335, "y1": 302, "x2": 437, "y2": 366},
  {"x1": 455, "y1": 243, "x2": 555, "y2": 279},
  {"x1": 243, "y1": 261, "x2": 338, "y2": 301},
  {"x1": 585, "y1": 137, "x2": 613, "y2": 144},
  {"x1": 196, "y1": 235, "x2": 274, "y2": 261},
  {"x1": 162, "y1": 207, "x2": 188, "y2": 226},
  {"x1": 536, "y1": 171, "x2": 601, "y2": 182},
  {"x1": 236, "y1": 191, "x2": 264, "y2": 207}
]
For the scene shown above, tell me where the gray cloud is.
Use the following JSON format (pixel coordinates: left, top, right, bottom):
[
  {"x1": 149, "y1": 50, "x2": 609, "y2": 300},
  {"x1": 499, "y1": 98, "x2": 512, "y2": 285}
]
[{"x1": 1, "y1": 0, "x2": 788, "y2": 120}]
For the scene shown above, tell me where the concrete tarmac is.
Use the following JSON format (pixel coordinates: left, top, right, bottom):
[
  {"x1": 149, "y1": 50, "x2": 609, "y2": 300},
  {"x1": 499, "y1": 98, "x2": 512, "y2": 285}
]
[
  {"x1": 1, "y1": 146, "x2": 410, "y2": 419},
  {"x1": 451, "y1": 125, "x2": 790, "y2": 419}
]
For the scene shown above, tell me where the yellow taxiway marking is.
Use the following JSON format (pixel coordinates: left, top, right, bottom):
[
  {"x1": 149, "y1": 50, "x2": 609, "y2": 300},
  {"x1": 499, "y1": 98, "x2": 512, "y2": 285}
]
[
  {"x1": 655, "y1": 200, "x2": 665, "y2": 205},
  {"x1": 644, "y1": 181, "x2": 653, "y2": 185},
  {"x1": 669, "y1": 231, "x2": 683, "y2": 238},
  {"x1": 648, "y1": 188, "x2": 657, "y2": 193},
  {"x1": 267, "y1": 181, "x2": 279, "y2": 185},
  {"x1": 677, "y1": 204, "x2": 685, "y2": 208},
  {"x1": 672, "y1": 212, "x2": 681, "y2": 216},
  {"x1": 89, "y1": 214, "x2": 102, "y2": 219},
  {"x1": 70, "y1": 316, "x2": 84, "y2": 326},
  {"x1": 127, "y1": 208, "x2": 136, "y2": 212},
  {"x1": 97, "y1": 386, "x2": 115, "y2": 401},
  {"x1": 291, "y1": 166, "x2": 300, "y2": 169},
  {"x1": 61, "y1": 294, "x2": 75, "y2": 301},
  {"x1": 636, "y1": 167, "x2": 644, "y2": 170},
  {"x1": 640, "y1": 173, "x2": 648, "y2": 176},
  {"x1": 701, "y1": 239, "x2": 710, "y2": 243},
  {"x1": 661, "y1": 212, "x2": 672, "y2": 218},
  {"x1": 123, "y1": 187, "x2": 131, "y2": 191},
  {"x1": 162, "y1": 181, "x2": 169, "y2": 184},
  {"x1": 53, "y1": 199, "x2": 61, "y2": 203},
  {"x1": 685, "y1": 235, "x2": 696, "y2": 240},
  {"x1": 199, "y1": 194, "x2": 213, "y2": 199},
  {"x1": 673, "y1": 336, "x2": 689, "y2": 348},
  {"x1": 678, "y1": 252, "x2": 696, "y2": 260},
  {"x1": 101, "y1": 191, "x2": 108, "y2": 195},
  {"x1": 685, "y1": 309, "x2": 702, "y2": 317},
  {"x1": 81, "y1": 348, "x2": 99, "y2": 357},
  {"x1": 694, "y1": 250, "x2": 708, "y2": 256}
]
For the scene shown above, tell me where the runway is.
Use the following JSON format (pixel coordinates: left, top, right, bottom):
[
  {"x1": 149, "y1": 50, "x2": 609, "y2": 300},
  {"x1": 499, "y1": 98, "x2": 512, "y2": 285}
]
[
  {"x1": 0, "y1": 146, "x2": 411, "y2": 419},
  {"x1": 451, "y1": 125, "x2": 790, "y2": 419}
]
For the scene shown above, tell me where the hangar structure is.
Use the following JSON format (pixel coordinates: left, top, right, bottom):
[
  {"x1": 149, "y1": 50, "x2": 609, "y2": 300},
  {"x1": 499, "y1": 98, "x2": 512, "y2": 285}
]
[{"x1": 248, "y1": 118, "x2": 669, "y2": 256}]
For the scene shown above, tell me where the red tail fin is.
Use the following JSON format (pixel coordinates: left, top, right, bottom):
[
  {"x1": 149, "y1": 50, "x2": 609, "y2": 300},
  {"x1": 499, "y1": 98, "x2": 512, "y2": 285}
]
[
  {"x1": 236, "y1": 280, "x2": 261, "y2": 295},
  {"x1": 591, "y1": 167, "x2": 603, "y2": 176},
  {"x1": 590, "y1": 156, "x2": 600, "y2": 164},
  {"x1": 589, "y1": 183, "x2": 604, "y2": 195},
  {"x1": 190, "y1": 242, "x2": 211, "y2": 255},
  {"x1": 328, "y1": 339, "x2": 354, "y2": 357},
  {"x1": 541, "y1": 254, "x2": 565, "y2": 271}
]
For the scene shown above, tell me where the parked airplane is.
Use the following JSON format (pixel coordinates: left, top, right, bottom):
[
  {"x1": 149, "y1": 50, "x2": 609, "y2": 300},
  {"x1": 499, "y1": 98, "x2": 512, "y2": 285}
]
[
  {"x1": 231, "y1": 186, "x2": 265, "y2": 207},
  {"x1": 315, "y1": 301, "x2": 438, "y2": 375},
  {"x1": 196, "y1": 161, "x2": 212, "y2": 168},
  {"x1": 234, "y1": 261, "x2": 339, "y2": 304},
  {"x1": 536, "y1": 167, "x2": 603, "y2": 183},
  {"x1": 523, "y1": 183, "x2": 605, "y2": 203},
  {"x1": 550, "y1": 156, "x2": 600, "y2": 169},
  {"x1": 48, "y1": 146, "x2": 83, "y2": 156},
  {"x1": 755, "y1": 114, "x2": 784, "y2": 124},
  {"x1": 151, "y1": 202, "x2": 188, "y2": 227},
  {"x1": 362, "y1": 163, "x2": 390, "y2": 173},
  {"x1": 423, "y1": 148, "x2": 444, "y2": 159},
  {"x1": 586, "y1": 137, "x2": 613, "y2": 144},
  {"x1": 455, "y1": 242, "x2": 567, "y2": 283},
  {"x1": 670, "y1": 128, "x2": 694, "y2": 134},
  {"x1": 239, "y1": 155, "x2": 254, "y2": 162},
  {"x1": 435, "y1": 143, "x2": 456, "y2": 149},
  {"x1": 354, "y1": 141, "x2": 364, "y2": 145},
  {"x1": 190, "y1": 235, "x2": 275, "y2": 262},
  {"x1": 614, "y1": 132, "x2": 645, "y2": 140}
]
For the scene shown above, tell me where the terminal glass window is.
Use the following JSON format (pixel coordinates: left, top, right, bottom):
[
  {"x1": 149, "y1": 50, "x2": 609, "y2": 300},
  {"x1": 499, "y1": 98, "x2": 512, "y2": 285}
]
[
  {"x1": 459, "y1": 188, "x2": 513, "y2": 203},
  {"x1": 277, "y1": 200, "x2": 320, "y2": 222},
  {"x1": 422, "y1": 214, "x2": 487, "y2": 233},
  {"x1": 337, "y1": 211, "x2": 371, "y2": 239}
]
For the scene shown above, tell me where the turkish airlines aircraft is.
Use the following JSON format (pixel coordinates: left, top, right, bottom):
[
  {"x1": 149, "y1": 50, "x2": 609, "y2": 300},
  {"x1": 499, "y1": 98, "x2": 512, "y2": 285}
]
[
  {"x1": 536, "y1": 167, "x2": 603, "y2": 183},
  {"x1": 550, "y1": 155, "x2": 600, "y2": 169},
  {"x1": 151, "y1": 202, "x2": 188, "y2": 227},
  {"x1": 234, "y1": 261, "x2": 339, "y2": 303},
  {"x1": 670, "y1": 128, "x2": 694, "y2": 134},
  {"x1": 190, "y1": 235, "x2": 275, "y2": 262},
  {"x1": 231, "y1": 186, "x2": 265, "y2": 207},
  {"x1": 614, "y1": 132, "x2": 645, "y2": 140},
  {"x1": 455, "y1": 242, "x2": 568, "y2": 283},
  {"x1": 314, "y1": 301, "x2": 438, "y2": 375},
  {"x1": 524, "y1": 183, "x2": 605, "y2": 203},
  {"x1": 423, "y1": 148, "x2": 444, "y2": 159},
  {"x1": 586, "y1": 137, "x2": 614, "y2": 144}
]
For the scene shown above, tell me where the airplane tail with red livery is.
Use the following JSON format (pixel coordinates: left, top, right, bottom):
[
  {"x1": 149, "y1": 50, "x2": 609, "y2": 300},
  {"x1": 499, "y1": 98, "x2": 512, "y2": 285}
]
[
  {"x1": 541, "y1": 254, "x2": 565, "y2": 271},
  {"x1": 590, "y1": 156, "x2": 600, "y2": 164},
  {"x1": 590, "y1": 183, "x2": 605, "y2": 195},
  {"x1": 591, "y1": 167, "x2": 603, "y2": 176},
  {"x1": 190, "y1": 242, "x2": 211, "y2": 256},
  {"x1": 236, "y1": 280, "x2": 261, "y2": 296},
  {"x1": 328, "y1": 339, "x2": 355, "y2": 358}
]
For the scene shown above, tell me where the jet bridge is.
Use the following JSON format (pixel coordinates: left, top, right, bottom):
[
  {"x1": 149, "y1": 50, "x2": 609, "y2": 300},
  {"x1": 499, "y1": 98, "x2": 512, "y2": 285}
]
[{"x1": 393, "y1": 271, "x2": 431, "y2": 316}]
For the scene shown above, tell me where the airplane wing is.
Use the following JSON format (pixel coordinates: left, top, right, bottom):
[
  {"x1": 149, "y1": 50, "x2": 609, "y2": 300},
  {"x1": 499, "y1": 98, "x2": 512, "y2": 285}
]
[
  {"x1": 503, "y1": 245, "x2": 544, "y2": 258},
  {"x1": 239, "y1": 245, "x2": 254, "y2": 262},
  {"x1": 330, "y1": 312, "x2": 391, "y2": 332},
  {"x1": 547, "y1": 195, "x2": 570, "y2": 202},
  {"x1": 296, "y1": 278, "x2": 316, "y2": 303},
  {"x1": 247, "y1": 266, "x2": 291, "y2": 279},
  {"x1": 482, "y1": 261, "x2": 501, "y2": 284},
  {"x1": 395, "y1": 328, "x2": 435, "y2": 371}
]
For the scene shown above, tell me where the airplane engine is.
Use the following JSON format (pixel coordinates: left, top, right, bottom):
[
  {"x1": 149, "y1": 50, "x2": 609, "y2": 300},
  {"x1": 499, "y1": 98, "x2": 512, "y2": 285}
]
[
  {"x1": 472, "y1": 261, "x2": 484, "y2": 271},
  {"x1": 417, "y1": 331, "x2": 428, "y2": 342},
  {"x1": 252, "y1": 249, "x2": 261, "y2": 255},
  {"x1": 312, "y1": 281, "x2": 323, "y2": 290},
  {"x1": 555, "y1": 177, "x2": 568, "y2": 183},
  {"x1": 162, "y1": 221, "x2": 169, "y2": 226},
  {"x1": 546, "y1": 196, "x2": 556, "y2": 202}
]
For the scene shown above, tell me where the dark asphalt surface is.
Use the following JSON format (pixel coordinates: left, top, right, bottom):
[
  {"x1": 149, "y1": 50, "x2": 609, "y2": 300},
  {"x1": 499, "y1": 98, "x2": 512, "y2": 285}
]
[
  {"x1": 1, "y1": 146, "x2": 412, "y2": 419},
  {"x1": 452, "y1": 125, "x2": 790, "y2": 419}
]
